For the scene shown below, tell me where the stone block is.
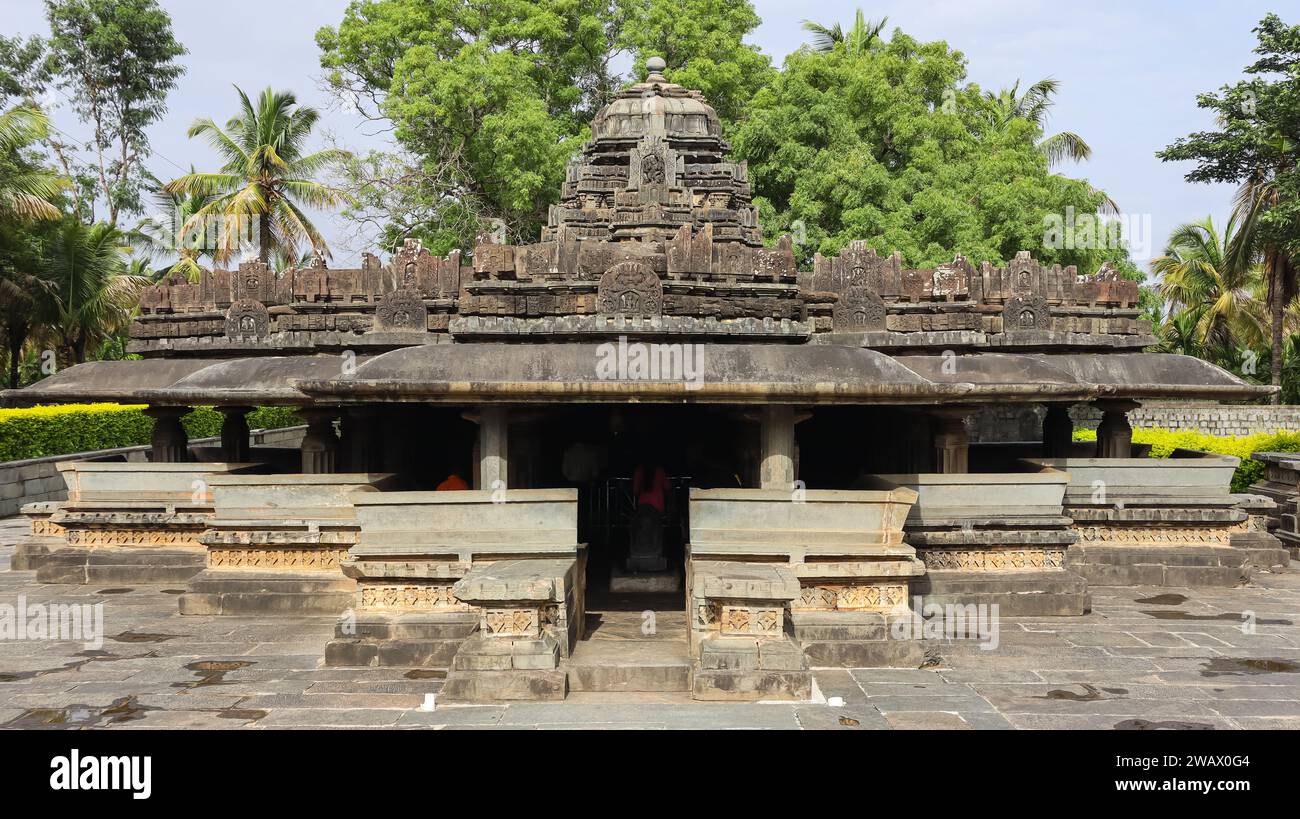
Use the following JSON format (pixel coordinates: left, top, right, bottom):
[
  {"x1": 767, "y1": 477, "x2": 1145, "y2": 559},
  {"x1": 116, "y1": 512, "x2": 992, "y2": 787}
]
[
  {"x1": 439, "y1": 669, "x2": 567, "y2": 702},
  {"x1": 692, "y1": 667, "x2": 811, "y2": 701}
]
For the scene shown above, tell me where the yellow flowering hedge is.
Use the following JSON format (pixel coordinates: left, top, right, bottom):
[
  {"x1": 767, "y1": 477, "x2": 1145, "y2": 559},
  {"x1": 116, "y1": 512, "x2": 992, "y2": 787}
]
[
  {"x1": 1073, "y1": 427, "x2": 1300, "y2": 493},
  {"x1": 0, "y1": 404, "x2": 301, "y2": 462}
]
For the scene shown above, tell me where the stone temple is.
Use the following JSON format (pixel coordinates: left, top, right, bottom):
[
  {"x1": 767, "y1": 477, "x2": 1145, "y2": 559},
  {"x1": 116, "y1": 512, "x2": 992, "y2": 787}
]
[{"x1": 3, "y1": 60, "x2": 1287, "y2": 701}]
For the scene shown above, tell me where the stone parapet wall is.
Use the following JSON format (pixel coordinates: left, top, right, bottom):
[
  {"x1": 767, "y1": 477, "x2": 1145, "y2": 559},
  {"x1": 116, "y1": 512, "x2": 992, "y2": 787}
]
[
  {"x1": 969, "y1": 403, "x2": 1300, "y2": 443},
  {"x1": 0, "y1": 425, "x2": 306, "y2": 518}
]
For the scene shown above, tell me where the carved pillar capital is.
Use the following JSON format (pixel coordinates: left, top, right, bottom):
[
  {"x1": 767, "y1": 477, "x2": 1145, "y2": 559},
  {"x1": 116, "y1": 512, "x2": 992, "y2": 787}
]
[
  {"x1": 930, "y1": 407, "x2": 973, "y2": 474},
  {"x1": 299, "y1": 408, "x2": 340, "y2": 474},
  {"x1": 1042, "y1": 404, "x2": 1074, "y2": 458},
  {"x1": 144, "y1": 406, "x2": 190, "y2": 463},
  {"x1": 218, "y1": 405, "x2": 252, "y2": 463},
  {"x1": 1093, "y1": 399, "x2": 1139, "y2": 458}
]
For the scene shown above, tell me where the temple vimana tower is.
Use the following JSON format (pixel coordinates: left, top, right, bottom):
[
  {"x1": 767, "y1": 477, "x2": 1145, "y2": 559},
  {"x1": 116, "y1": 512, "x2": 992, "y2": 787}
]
[{"x1": 6, "y1": 59, "x2": 1286, "y2": 702}]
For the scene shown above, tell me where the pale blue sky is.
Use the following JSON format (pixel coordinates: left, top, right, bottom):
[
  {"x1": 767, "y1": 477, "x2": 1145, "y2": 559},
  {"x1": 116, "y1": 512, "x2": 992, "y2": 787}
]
[{"x1": 4, "y1": 0, "x2": 1284, "y2": 270}]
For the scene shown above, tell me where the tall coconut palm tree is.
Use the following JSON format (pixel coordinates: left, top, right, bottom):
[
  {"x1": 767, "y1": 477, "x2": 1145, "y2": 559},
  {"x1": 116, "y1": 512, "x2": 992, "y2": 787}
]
[
  {"x1": 1152, "y1": 215, "x2": 1265, "y2": 360},
  {"x1": 36, "y1": 219, "x2": 148, "y2": 366},
  {"x1": 801, "y1": 11, "x2": 889, "y2": 57},
  {"x1": 127, "y1": 171, "x2": 217, "y2": 282},
  {"x1": 979, "y1": 78, "x2": 1118, "y2": 214},
  {"x1": 165, "y1": 87, "x2": 351, "y2": 265},
  {"x1": 0, "y1": 104, "x2": 64, "y2": 223},
  {"x1": 1227, "y1": 159, "x2": 1299, "y2": 404},
  {"x1": 0, "y1": 103, "x2": 66, "y2": 388}
]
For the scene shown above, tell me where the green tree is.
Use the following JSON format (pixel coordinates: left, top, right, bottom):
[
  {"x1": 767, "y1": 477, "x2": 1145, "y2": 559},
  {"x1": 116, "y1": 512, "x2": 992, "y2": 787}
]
[
  {"x1": 619, "y1": 0, "x2": 774, "y2": 129},
  {"x1": 0, "y1": 103, "x2": 66, "y2": 389},
  {"x1": 27, "y1": 218, "x2": 146, "y2": 367},
  {"x1": 732, "y1": 27, "x2": 1120, "y2": 271},
  {"x1": 126, "y1": 171, "x2": 216, "y2": 282},
  {"x1": 1151, "y1": 215, "x2": 1264, "y2": 362},
  {"x1": 42, "y1": 0, "x2": 186, "y2": 225},
  {"x1": 317, "y1": 0, "x2": 773, "y2": 252},
  {"x1": 801, "y1": 11, "x2": 889, "y2": 57},
  {"x1": 165, "y1": 87, "x2": 350, "y2": 265},
  {"x1": 1159, "y1": 14, "x2": 1300, "y2": 402}
]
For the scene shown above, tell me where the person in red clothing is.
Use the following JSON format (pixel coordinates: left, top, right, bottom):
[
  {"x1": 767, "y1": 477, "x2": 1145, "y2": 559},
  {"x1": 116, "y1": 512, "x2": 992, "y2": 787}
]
[
  {"x1": 632, "y1": 461, "x2": 668, "y2": 514},
  {"x1": 436, "y1": 472, "x2": 469, "y2": 491},
  {"x1": 628, "y1": 455, "x2": 669, "y2": 572}
]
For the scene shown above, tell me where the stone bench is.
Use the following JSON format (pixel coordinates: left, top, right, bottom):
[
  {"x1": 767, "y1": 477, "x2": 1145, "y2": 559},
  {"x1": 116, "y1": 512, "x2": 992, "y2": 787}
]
[
  {"x1": 324, "y1": 489, "x2": 583, "y2": 674},
  {"x1": 873, "y1": 469, "x2": 1089, "y2": 616},
  {"x1": 688, "y1": 486, "x2": 924, "y2": 678},
  {"x1": 179, "y1": 473, "x2": 398, "y2": 615},
  {"x1": 37, "y1": 461, "x2": 260, "y2": 585},
  {"x1": 1024, "y1": 449, "x2": 1249, "y2": 587}
]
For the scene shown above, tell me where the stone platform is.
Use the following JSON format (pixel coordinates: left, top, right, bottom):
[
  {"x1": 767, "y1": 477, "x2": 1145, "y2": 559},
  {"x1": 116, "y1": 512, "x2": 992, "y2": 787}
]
[{"x1": 4, "y1": 516, "x2": 1300, "y2": 729}]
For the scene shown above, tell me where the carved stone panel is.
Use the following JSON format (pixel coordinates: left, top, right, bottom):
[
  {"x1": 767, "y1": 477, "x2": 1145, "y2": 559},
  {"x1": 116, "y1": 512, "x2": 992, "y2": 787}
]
[
  {"x1": 832, "y1": 287, "x2": 886, "y2": 332},
  {"x1": 1002, "y1": 295, "x2": 1051, "y2": 333},
  {"x1": 225, "y1": 299, "x2": 269, "y2": 339},
  {"x1": 374, "y1": 288, "x2": 428, "y2": 332},
  {"x1": 597, "y1": 262, "x2": 663, "y2": 317}
]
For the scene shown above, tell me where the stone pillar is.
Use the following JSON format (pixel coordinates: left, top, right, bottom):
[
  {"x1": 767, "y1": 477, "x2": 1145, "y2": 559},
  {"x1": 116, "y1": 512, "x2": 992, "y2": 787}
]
[
  {"x1": 897, "y1": 411, "x2": 933, "y2": 473},
  {"x1": 1042, "y1": 404, "x2": 1074, "y2": 458},
  {"x1": 342, "y1": 407, "x2": 382, "y2": 473},
  {"x1": 1094, "y1": 400, "x2": 1137, "y2": 458},
  {"x1": 300, "y1": 409, "x2": 339, "y2": 475},
  {"x1": 760, "y1": 405, "x2": 796, "y2": 490},
  {"x1": 478, "y1": 405, "x2": 508, "y2": 490},
  {"x1": 218, "y1": 406, "x2": 252, "y2": 462},
  {"x1": 145, "y1": 407, "x2": 190, "y2": 463},
  {"x1": 931, "y1": 409, "x2": 971, "y2": 474}
]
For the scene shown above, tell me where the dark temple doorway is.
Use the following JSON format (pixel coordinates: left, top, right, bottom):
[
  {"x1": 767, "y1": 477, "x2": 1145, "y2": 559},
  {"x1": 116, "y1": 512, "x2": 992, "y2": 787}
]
[{"x1": 518, "y1": 405, "x2": 750, "y2": 598}]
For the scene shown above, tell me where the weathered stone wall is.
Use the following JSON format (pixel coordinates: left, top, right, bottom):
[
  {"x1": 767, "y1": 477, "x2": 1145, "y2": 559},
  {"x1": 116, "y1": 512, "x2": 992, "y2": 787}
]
[
  {"x1": 969, "y1": 403, "x2": 1300, "y2": 443},
  {"x1": 0, "y1": 425, "x2": 306, "y2": 518}
]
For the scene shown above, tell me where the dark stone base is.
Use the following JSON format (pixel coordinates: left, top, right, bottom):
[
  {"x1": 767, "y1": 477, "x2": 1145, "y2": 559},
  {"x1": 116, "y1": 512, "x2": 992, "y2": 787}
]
[
  {"x1": 34, "y1": 548, "x2": 206, "y2": 585},
  {"x1": 914, "y1": 569, "x2": 1091, "y2": 616},
  {"x1": 1067, "y1": 544, "x2": 1250, "y2": 587},
  {"x1": 10, "y1": 540, "x2": 56, "y2": 572},
  {"x1": 608, "y1": 565, "x2": 681, "y2": 594},
  {"x1": 324, "y1": 611, "x2": 478, "y2": 668},
  {"x1": 791, "y1": 610, "x2": 926, "y2": 668},
  {"x1": 179, "y1": 571, "x2": 356, "y2": 615}
]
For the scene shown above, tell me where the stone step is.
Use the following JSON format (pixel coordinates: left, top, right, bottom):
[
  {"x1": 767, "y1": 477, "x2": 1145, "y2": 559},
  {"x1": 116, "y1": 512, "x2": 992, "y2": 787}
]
[
  {"x1": 565, "y1": 639, "x2": 692, "y2": 693},
  {"x1": 35, "y1": 548, "x2": 206, "y2": 585}
]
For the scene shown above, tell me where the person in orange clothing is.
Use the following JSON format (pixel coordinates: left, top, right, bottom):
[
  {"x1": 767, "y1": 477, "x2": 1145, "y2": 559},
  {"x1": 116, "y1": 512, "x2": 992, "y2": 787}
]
[{"x1": 436, "y1": 472, "x2": 469, "y2": 491}]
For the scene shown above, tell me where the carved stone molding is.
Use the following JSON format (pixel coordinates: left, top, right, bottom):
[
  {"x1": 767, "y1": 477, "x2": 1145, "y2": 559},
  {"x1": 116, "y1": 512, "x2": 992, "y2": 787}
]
[
  {"x1": 792, "y1": 582, "x2": 909, "y2": 612},
  {"x1": 832, "y1": 286, "x2": 886, "y2": 331},
  {"x1": 921, "y1": 548, "x2": 1067, "y2": 571},
  {"x1": 63, "y1": 528, "x2": 205, "y2": 548},
  {"x1": 225, "y1": 299, "x2": 270, "y2": 339},
  {"x1": 1074, "y1": 525, "x2": 1235, "y2": 547},
  {"x1": 374, "y1": 288, "x2": 428, "y2": 331},
  {"x1": 482, "y1": 607, "x2": 541, "y2": 638},
  {"x1": 208, "y1": 547, "x2": 350, "y2": 571},
  {"x1": 1002, "y1": 294, "x2": 1051, "y2": 332},
  {"x1": 719, "y1": 604, "x2": 784, "y2": 635},
  {"x1": 358, "y1": 582, "x2": 468, "y2": 611},
  {"x1": 597, "y1": 261, "x2": 662, "y2": 316}
]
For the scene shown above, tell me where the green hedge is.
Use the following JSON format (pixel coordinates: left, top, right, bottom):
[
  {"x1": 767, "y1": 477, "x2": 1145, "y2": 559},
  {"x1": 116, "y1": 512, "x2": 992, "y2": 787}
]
[
  {"x1": 1073, "y1": 427, "x2": 1300, "y2": 493},
  {"x1": 0, "y1": 404, "x2": 302, "y2": 462}
]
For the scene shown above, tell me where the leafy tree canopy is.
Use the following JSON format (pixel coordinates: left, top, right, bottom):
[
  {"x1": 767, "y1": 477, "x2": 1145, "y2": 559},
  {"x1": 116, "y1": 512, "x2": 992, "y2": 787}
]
[{"x1": 731, "y1": 30, "x2": 1124, "y2": 271}]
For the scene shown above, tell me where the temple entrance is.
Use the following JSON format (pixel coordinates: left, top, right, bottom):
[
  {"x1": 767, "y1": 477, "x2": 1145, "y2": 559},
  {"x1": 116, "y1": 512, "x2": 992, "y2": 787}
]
[
  {"x1": 519, "y1": 404, "x2": 750, "y2": 599},
  {"x1": 512, "y1": 404, "x2": 748, "y2": 695}
]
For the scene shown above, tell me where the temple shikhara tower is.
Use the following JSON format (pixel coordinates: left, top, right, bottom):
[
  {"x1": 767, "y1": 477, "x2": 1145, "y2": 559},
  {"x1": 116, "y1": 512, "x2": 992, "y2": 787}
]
[{"x1": 5, "y1": 60, "x2": 1283, "y2": 701}]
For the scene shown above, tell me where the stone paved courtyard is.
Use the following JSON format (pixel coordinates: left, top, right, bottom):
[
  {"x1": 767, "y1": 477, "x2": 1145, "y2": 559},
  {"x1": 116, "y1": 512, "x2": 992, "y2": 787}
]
[{"x1": 2, "y1": 516, "x2": 1299, "y2": 730}]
